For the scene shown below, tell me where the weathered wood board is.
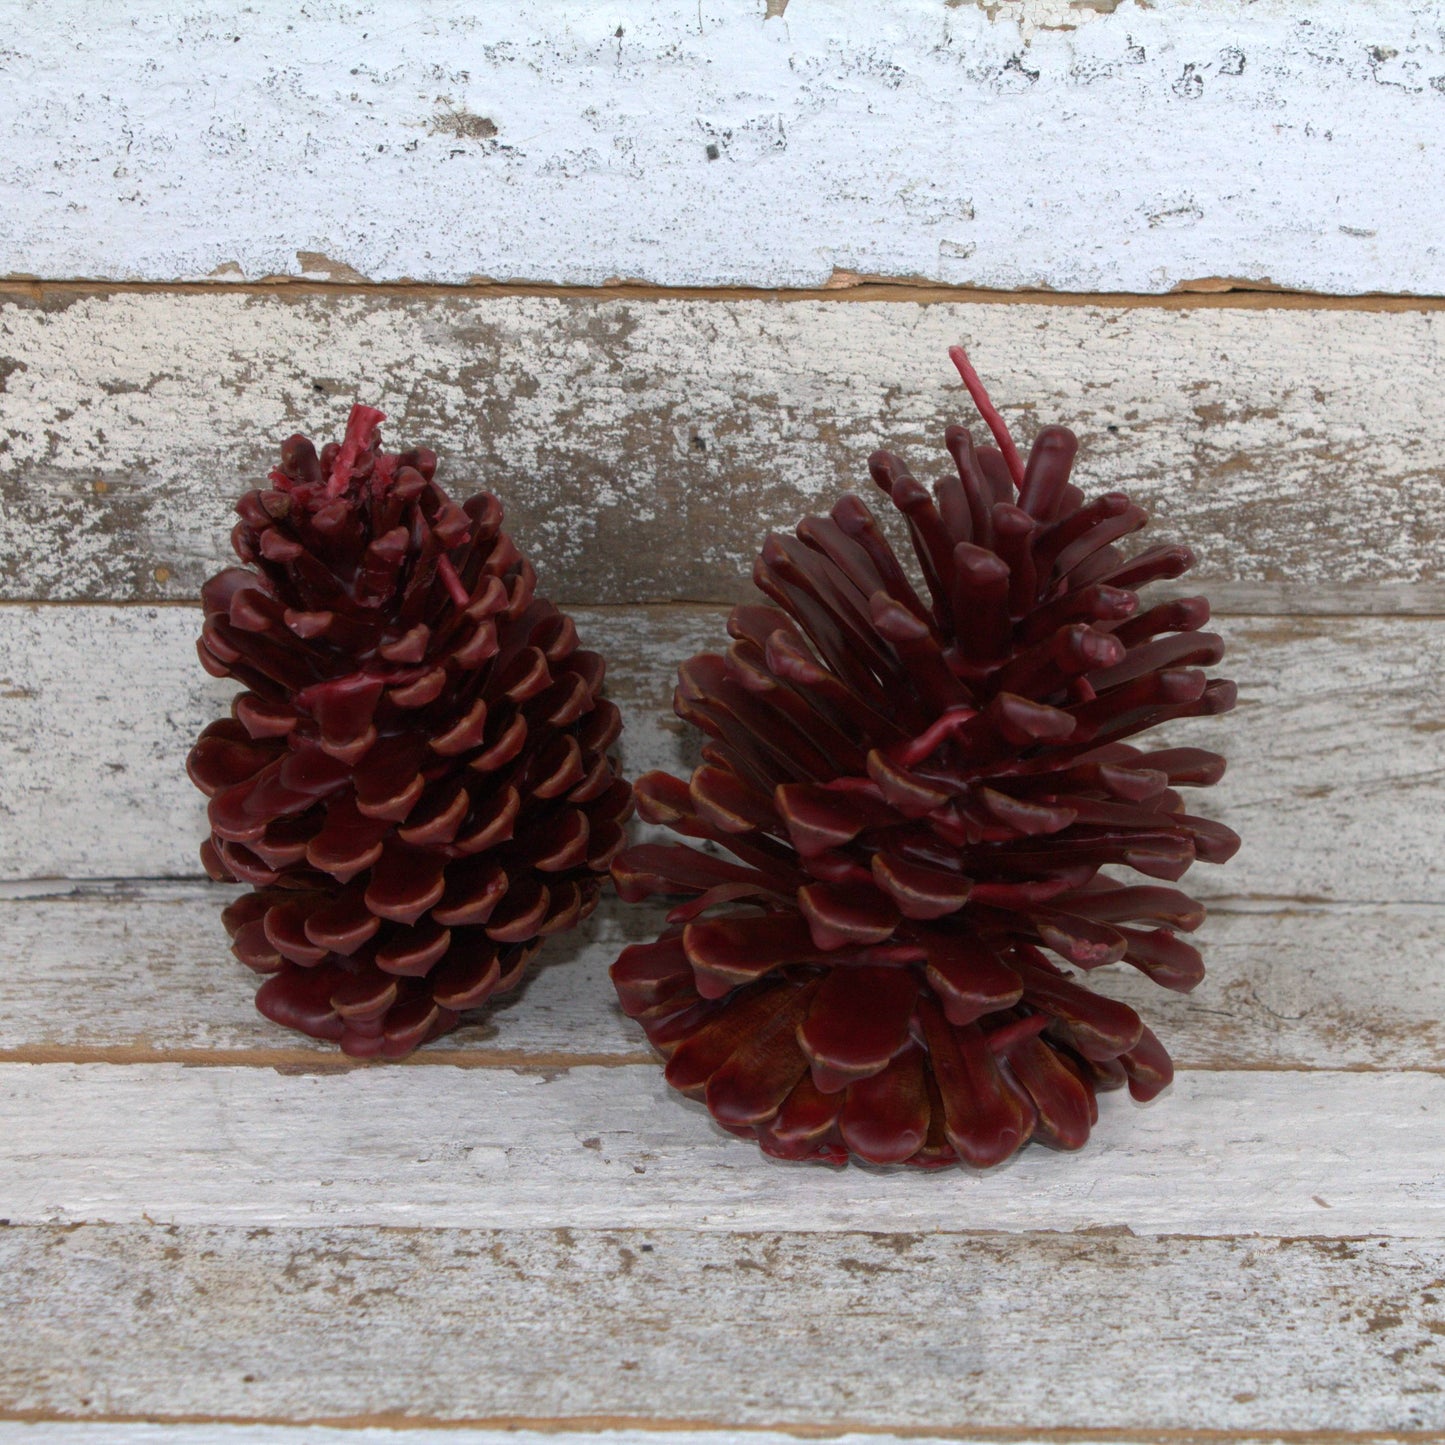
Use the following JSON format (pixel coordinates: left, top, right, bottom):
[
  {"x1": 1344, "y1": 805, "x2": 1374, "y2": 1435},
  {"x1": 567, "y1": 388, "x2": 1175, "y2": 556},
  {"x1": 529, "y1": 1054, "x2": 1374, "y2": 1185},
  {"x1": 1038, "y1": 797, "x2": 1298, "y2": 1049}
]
[
  {"x1": 5, "y1": 1225, "x2": 1444, "y2": 1435},
  {"x1": 0, "y1": 604, "x2": 1440, "y2": 906},
  {"x1": 11, "y1": 1435, "x2": 1406, "y2": 1445},
  {"x1": 4, "y1": 290, "x2": 1445, "y2": 606},
  {"x1": 3, "y1": 1063, "x2": 1441, "y2": 1236},
  {"x1": 4, "y1": 2, "x2": 1444, "y2": 294},
  {"x1": 1, "y1": 884, "x2": 1441, "y2": 1073},
  {"x1": 0, "y1": 1430, "x2": 1158, "y2": 1445},
  {"x1": 0, "y1": 1428, "x2": 1068, "y2": 1445},
  {"x1": 0, "y1": 882, "x2": 652, "y2": 1066}
]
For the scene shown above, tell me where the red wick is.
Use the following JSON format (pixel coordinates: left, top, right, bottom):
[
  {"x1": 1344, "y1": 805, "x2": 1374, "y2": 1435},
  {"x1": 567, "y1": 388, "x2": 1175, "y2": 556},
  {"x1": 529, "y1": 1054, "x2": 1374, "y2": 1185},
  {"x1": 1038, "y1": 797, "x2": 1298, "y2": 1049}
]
[
  {"x1": 436, "y1": 555, "x2": 471, "y2": 607},
  {"x1": 326, "y1": 403, "x2": 388, "y2": 499},
  {"x1": 948, "y1": 344, "x2": 1025, "y2": 490}
]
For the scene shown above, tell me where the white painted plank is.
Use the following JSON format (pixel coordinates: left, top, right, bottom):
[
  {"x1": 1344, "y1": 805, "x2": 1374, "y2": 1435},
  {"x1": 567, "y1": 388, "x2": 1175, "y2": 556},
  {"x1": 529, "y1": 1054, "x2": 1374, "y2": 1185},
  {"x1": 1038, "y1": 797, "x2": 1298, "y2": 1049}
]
[
  {"x1": 3, "y1": 3, "x2": 1444, "y2": 294},
  {"x1": 3, "y1": 1224, "x2": 1444, "y2": 1433},
  {"x1": 5, "y1": 292, "x2": 1445, "y2": 605},
  {"x1": 1, "y1": 885, "x2": 1441, "y2": 1071},
  {"x1": 1, "y1": 1064, "x2": 1440, "y2": 1235},
  {"x1": 0, "y1": 605, "x2": 1438, "y2": 908}
]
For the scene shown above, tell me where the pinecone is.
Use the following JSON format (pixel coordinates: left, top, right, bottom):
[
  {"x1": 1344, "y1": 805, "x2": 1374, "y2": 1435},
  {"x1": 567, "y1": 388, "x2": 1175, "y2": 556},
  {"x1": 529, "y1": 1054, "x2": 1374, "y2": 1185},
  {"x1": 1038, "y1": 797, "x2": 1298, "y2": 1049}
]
[
  {"x1": 187, "y1": 404, "x2": 631, "y2": 1058},
  {"x1": 610, "y1": 346, "x2": 1237, "y2": 1167}
]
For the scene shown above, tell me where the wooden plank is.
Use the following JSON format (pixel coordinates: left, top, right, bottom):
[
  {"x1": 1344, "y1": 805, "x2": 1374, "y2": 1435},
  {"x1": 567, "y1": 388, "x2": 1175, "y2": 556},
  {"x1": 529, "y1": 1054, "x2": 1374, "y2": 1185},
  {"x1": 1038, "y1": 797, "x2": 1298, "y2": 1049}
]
[
  {"x1": 0, "y1": 882, "x2": 655, "y2": 1066},
  {"x1": 0, "y1": 1434, "x2": 1411, "y2": 1445},
  {"x1": 1, "y1": 884, "x2": 1441, "y2": 1073},
  {"x1": 0, "y1": 1430, "x2": 1082, "y2": 1445},
  {"x1": 1, "y1": 1064, "x2": 1441, "y2": 1236},
  {"x1": 4, "y1": 3, "x2": 1444, "y2": 294},
  {"x1": 2, "y1": 1435, "x2": 1410, "y2": 1445},
  {"x1": 3, "y1": 1224, "x2": 1444, "y2": 1434},
  {"x1": 0, "y1": 603, "x2": 704, "y2": 883},
  {"x1": 1, "y1": 604, "x2": 1441, "y2": 908},
  {"x1": 4, "y1": 292, "x2": 1445, "y2": 607},
  {"x1": 7, "y1": 1433, "x2": 1336, "y2": 1445},
  {"x1": 0, "y1": 1434, "x2": 1055, "y2": 1445}
]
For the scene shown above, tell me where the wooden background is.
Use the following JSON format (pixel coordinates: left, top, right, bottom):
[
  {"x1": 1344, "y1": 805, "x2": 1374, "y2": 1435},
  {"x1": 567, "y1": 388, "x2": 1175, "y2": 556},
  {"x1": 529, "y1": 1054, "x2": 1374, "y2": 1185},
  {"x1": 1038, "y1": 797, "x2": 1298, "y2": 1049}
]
[{"x1": 3, "y1": 2, "x2": 1445, "y2": 1442}]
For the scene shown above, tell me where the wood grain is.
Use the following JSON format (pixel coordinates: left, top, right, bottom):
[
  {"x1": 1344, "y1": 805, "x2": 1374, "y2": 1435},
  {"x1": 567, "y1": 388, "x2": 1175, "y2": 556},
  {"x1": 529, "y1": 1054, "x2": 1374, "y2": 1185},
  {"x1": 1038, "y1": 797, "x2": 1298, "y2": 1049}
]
[
  {"x1": 5, "y1": 1434, "x2": 1414, "y2": 1445},
  {"x1": 1, "y1": 884, "x2": 1440, "y2": 1073},
  {"x1": 0, "y1": 1428, "x2": 1082, "y2": 1445},
  {"x1": 0, "y1": 604, "x2": 1440, "y2": 908},
  {"x1": 4, "y1": 1425, "x2": 1424, "y2": 1445},
  {"x1": 2, "y1": 1063, "x2": 1441, "y2": 1236},
  {"x1": 4, "y1": 1224, "x2": 1444, "y2": 1434},
  {"x1": 3, "y1": 3, "x2": 1444, "y2": 294},
  {"x1": 4, "y1": 292, "x2": 1445, "y2": 606}
]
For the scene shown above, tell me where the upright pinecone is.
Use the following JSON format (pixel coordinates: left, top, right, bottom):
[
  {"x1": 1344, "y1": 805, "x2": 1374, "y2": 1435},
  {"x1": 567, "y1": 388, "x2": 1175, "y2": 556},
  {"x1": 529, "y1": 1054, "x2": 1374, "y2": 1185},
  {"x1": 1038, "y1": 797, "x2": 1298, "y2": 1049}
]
[
  {"x1": 611, "y1": 347, "x2": 1237, "y2": 1167},
  {"x1": 187, "y1": 404, "x2": 631, "y2": 1058}
]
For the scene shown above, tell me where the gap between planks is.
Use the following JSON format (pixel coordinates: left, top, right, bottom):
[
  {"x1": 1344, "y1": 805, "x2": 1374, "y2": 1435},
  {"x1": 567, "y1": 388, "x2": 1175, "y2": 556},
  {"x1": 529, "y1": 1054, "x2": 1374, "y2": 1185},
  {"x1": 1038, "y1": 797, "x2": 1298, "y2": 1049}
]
[
  {"x1": 3, "y1": 591, "x2": 1444, "y2": 619},
  {"x1": 0, "y1": 1048, "x2": 1435, "y2": 1075},
  {"x1": 7, "y1": 277, "x2": 1445, "y2": 312}
]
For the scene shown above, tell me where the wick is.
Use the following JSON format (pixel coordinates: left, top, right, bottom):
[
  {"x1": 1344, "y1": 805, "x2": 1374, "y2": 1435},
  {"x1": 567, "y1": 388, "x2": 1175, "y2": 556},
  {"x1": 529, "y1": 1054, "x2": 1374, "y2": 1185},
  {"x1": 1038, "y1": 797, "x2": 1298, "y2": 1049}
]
[
  {"x1": 326, "y1": 403, "x2": 388, "y2": 500},
  {"x1": 948, "y1": 344, "x2": 1025, "y2": 490},
  {"x1": 436, "y1": 554, "x2": 470, "y2": 607}
]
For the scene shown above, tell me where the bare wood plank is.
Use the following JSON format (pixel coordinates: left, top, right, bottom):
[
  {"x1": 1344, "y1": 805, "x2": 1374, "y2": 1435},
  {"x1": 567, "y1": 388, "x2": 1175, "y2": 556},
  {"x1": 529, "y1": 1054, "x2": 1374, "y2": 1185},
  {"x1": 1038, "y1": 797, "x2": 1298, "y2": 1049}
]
[
  {"x1": 1, "y1": 884, "x2": 1440, "y2": 1073},
  {"x1": 4, "y1": 292, "x2": 1445, "y2": 606},
  {"x1": 4, "y1": 1224, "x2": 1444, "y2": 1434},
  {"x1": 4, "y1": 3, "x2": 1444, "y2": 294},
  {"x1": 0, "y1": 1434, "x2": 1412, "y2": 1445},
  {"x1": 0, "y1": 1429, "x2": 1072, "y2": 1445},
  {"x1": 1, "y1": 1064, "x2": 1441, "y2": 1235},
  {"x1": 0, "y1": 604, "x2": 1440, "y2": 909},
  {"x1": 1, "y1": 1435, "x2": 1411, "y2": 1445}
]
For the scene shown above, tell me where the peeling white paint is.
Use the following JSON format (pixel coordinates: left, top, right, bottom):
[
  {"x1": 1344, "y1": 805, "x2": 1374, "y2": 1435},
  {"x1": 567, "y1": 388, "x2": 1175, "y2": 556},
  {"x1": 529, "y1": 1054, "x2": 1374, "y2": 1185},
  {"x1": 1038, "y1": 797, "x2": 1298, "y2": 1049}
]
[
  {"x1": 3, "y1": 292, "x2": 1445, "y2": 603},
  {"x1": 1, "y1": 2, "x2": 1444, "y2": 291}
]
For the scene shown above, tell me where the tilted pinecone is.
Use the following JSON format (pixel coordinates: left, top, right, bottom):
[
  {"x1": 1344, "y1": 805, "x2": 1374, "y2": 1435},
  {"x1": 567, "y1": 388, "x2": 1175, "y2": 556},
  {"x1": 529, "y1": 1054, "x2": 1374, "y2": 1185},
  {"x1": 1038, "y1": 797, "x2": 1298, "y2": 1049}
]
[
  {"x1": 610, "y1": 347, "x2": 1237, "y2": 1167},
  {"x1": 187, "y1": 404, "x2": 631, "y2": 1058}
]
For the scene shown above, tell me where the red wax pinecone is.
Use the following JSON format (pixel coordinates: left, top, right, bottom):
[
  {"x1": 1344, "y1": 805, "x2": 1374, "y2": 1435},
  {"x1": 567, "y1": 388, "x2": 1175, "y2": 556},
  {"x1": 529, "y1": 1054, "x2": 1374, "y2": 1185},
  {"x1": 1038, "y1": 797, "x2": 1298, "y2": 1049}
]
[
  {"x1": 610, "y1": 347, "x2": 1237, "y2": 1167},
  {"x1": 187, "y1": 404, "x2": 631, "y2": 1058}
]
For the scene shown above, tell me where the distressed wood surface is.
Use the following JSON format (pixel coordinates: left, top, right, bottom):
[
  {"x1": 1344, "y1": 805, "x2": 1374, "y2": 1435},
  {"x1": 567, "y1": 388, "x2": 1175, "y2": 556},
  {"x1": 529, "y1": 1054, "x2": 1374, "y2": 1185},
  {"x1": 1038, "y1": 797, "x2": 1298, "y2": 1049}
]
[
  {"x1": 0, "y1": 1433, "x2": 1246, "y2": 1445},
  {"x1": 1, "y1": 604, "x2": 1441, "y2": 907},
  {"x1": 0, "y1": 1427, "x2": 1219, "y2": 1439},
  {"x1": 0, "y1": 1427, "x2": 1051, "y2": 1439},
  {"x1": 0, "y1": 1432, "x2": 1088, "y2": 1445},
  {"x1": 5, "y1": 291, "x2": 1445, "y2": 607},
  {"x1": 4, "y1": 3, "x2": 1445, "y2": 294},
  {"x1": 4, "y1": 1225, "x2": 1445, "y2": 1436},
  {"x1": 3, "y1": 1063, "x2": 1441, "y2": 1235},
  {"x1": 2, "y1": 883, "x2": 1441, "y2": 1073},
  {"x1": 0, "y1": 1435, "x2": 1416, "y2": 1445}
]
